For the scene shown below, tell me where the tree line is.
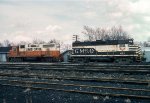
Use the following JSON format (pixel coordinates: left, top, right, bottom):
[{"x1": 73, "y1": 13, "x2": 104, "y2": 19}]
[
  {"x1": 0, "y1": 39, "x2": 60, "y2": 47},
  {"x1": 82, "y1": 25, "x2": 130, "y2": 41},
  {"x1": 0, "y1": 25, "x2": 150, "y2": 47}
]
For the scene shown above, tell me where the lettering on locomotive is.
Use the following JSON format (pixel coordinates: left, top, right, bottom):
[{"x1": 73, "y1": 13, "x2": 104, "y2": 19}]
[{"x1": 73, "y1": 48, "x2": 96, "y2": 55}]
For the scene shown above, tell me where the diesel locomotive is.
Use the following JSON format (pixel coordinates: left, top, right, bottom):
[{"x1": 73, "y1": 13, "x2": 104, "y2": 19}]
[
  {"x1": 70, "y1": 39, "x2": 143, "y2": 63},
  {"x1": 8, "y1": 43, "x2": 61, "y2": 62}
]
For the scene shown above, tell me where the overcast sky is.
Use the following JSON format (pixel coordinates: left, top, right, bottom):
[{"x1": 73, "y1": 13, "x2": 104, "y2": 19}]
[{"x1": 0, "y1": 0, "x2": 150, "y2": 43}]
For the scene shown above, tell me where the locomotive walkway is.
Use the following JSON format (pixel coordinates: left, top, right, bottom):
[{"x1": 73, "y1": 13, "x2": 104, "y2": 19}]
[{"x1": 0, "y1": 63, "x2": 150, "y2": 102}]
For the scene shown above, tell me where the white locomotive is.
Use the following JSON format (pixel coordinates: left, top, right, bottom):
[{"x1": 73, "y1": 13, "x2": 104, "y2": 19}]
[{"x1": 71, "y1": 39, "x2": 143, "y2": 63}]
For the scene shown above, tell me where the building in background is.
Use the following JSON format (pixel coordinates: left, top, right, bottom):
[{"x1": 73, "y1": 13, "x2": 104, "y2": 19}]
[
  {"x1": 0, "y1": 47, "x2": 11, "y2": 62},
  {"x1": 140, "y1": 41, "x2": 150, "y2": 62},
  {"x1": 141, "y1": 47, "x2": 150, "y2": 62},
  {"x1": 61, "y1": 50, "x2": 72, "y2": 62}
]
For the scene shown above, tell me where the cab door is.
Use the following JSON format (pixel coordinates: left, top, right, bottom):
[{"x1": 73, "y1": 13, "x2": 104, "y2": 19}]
[{"x1": 9, "y1": 46, "x2": 19, "y2": 57}]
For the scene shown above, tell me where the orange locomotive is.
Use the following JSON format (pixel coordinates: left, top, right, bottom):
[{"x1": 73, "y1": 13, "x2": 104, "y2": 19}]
[{"x1": 8, "y1": 43, "x2": 61, "y2": 62}]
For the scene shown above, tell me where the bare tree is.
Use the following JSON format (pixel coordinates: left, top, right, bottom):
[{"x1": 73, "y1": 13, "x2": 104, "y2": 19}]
[
  {"x1": 47, "y1": 39, "x2": 60, "y2": 46},
  {"x1": 148, "y1": 37, "x2": 150, "y2": 42},
  {"x1": 82, "y1": 26, "x2": 96, "y2": 41},
  {"x1": 18, "y1": 41, "x2": 28, "y2": 45},
  {"x1": 113, "y1": 26, "x2": 129, "y2": 40},
  {"x1": 48, "y1": 39, "x2": 57, "y2": 44},
  {"x1": 0, "y1": 42, "x2": 3, "y2": 47},
  {"x1": 3, "y1": 40, "x2": 11, "y2": 47},
  {"x1": 82, "y1": 26, "x2": 130, "y2": 41},
  {"x1": 32, "y1": 38, "x2": 45, "y2": 44}
]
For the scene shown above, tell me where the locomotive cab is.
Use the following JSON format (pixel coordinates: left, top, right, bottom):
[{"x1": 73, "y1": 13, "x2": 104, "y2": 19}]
[{"x1": 9, "y1": 46, "x2": 19, "y2": 57}]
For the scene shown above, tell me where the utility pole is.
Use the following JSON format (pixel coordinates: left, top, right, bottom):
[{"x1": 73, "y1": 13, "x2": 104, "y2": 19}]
[{"x1": 73, "y1": 35, "x2": 79, "y2": 42}]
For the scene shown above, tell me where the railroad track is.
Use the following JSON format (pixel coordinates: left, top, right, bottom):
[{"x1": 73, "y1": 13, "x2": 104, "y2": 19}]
[
  {"x1": 0, "y1": 63, "x2": 150, "y2": 74},
  {"x1": 1, "y1": 62, "x2": 150, "y2": 68},
  {"x1": 0, "y1": 79, "x2": 150, "y2": 100},
  {"x1": 0, "y1": 67, "x2": 150, "y2": 74},
  {"x1": 0, "y1": 72, "x2": 149, "y2": 87},
  {"x1": 0, "y1": 63, "x2": 150, "y2": 101}
]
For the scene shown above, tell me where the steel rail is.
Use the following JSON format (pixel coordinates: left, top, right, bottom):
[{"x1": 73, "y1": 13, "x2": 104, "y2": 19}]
[
  {"x1": 0, "y1": 73, "x2": 149, "y2": 85},
  {"x1": 1, "y1": 66, "x2": 150, "y2": 70},
  {"x1": 9, "y1": 80, "x2": 150, "y2": 92},
  {"x1": 0, "y1": 65, "x2": 150, "y2": 68},
  {"x1": 0, "y1": 83, "x2": 150, "y2": 100},
  {"x1": 0, "y1": 66, "x2": 150, "y2": 74},
  {"x1": 0, "y1": 63, "x2": 150, "y2": 67}
]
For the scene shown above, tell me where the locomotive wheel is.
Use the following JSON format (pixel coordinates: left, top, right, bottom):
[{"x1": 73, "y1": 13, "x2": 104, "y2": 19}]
[
  {"x1": 18, "y1": 58, "x2": 23, "y2": 62},
  {"x1": 72, "y1": 58, "x2": 88, "y2": 63},
  {"x1": 9, "y1": 57, "x2": 23, "y2": 62},
  {"x1": 46, "y1": 58, "x2": 52, "y2": 62},
  {"x1": 41, "y1": 58, "x2": 52, "y2": 62},
  {"x1": 9, "y1": 58, "x2": 16, "y2": 62},
  {"x1": 9, "y1": 58, "x2": 14, "y2": 62},
  {"x1": 83, "y1": 58, "x2": 89, "y2": 63},
  {"x1": 72, "y1": 58, "x2": 79, "y2": 63}
]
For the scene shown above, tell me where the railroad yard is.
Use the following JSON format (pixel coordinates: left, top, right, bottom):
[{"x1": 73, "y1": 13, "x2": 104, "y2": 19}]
[{"x1": 0, "y1": 63, "x2": 150, "y2": 103}]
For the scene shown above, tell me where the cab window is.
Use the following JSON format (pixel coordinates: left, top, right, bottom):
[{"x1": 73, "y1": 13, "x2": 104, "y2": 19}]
[
  {"x1": 20, "y1": 45, "x2": 25, "y2": 48},
  {"x1": 12, "y1": 47, "x2": 17, "y2": 52}
]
